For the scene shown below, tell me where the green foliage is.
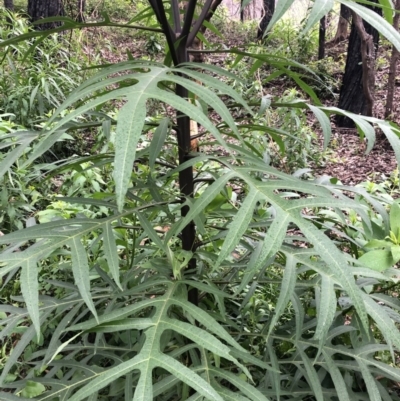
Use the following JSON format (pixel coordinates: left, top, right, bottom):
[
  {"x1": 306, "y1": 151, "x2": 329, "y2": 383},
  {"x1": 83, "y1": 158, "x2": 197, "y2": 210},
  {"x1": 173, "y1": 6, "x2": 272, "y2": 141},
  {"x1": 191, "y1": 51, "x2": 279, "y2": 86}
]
[
  {"x1": 267, "y1": 88, "x2": 325, "y2": 172},
  {"x1": 0, "y1": 9, "x2": 82, "y2": 126},
  {"x1": 144, "y1": 35, "x2": 163, "y2": 56},
  {"x1": 86, "y1": 0, "x2": 135, "y2": 20},
  {"x1": 10, "y1": 0, "x2": 26, "y2": 13},
  {"x1": 21, "y1": 380, "x2": 46, "y2": 398},
  {"x1": 264, "y1": 18, "x2": 319, "y2": 63},
  {"x1": 0, "y1": 117, "x2": 49, "y2": 233},
  {"x1": 2, "y1": 1, "x2": 400, "y2": 401}
]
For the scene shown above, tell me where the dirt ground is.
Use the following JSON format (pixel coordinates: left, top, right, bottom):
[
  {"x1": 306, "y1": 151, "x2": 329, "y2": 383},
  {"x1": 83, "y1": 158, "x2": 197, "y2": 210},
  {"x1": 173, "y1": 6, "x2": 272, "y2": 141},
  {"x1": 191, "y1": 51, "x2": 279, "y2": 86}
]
[{"x1": 311, "y1": 42, "x2": 400, "y2": 185}]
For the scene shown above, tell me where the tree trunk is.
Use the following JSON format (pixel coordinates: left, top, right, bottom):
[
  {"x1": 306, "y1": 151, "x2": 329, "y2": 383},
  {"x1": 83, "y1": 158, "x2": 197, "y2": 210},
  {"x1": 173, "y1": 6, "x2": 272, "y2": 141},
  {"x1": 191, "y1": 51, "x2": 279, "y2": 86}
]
[
  {"x1": 257, "y1": 0, "x2": 275, "y2": 39},
  {"x1": 336, "y1": 4, "x2": 380, "y2": 127},
  {"x1": 318, "y1": 16, "x2": 326, "y2": 59},
  {"x1": 241, "y1": 0, "x2": 262, "y2": 21},
  {"x1": 4, "y1": 0, "x2": 13, "y2": 11},
  {"x1": 352, "y1": 12, "x2": 376, "y2": 117},
  {"x1": 328, "y1": 4, "x2": 351, "y2": 46},
  {"x1": 27, "y1": 0, "x2": 64, "y2": 30},
  {"x1": 385, "y1": 0, "x2": 400, "y2": 119}
]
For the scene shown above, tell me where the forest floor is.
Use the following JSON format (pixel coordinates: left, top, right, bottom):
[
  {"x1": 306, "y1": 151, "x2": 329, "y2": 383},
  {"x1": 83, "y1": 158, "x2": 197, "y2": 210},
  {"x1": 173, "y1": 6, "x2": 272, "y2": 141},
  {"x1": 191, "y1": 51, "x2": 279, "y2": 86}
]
[{"x1": 311, "y1": 41, "x2": 400, "y2": 185}]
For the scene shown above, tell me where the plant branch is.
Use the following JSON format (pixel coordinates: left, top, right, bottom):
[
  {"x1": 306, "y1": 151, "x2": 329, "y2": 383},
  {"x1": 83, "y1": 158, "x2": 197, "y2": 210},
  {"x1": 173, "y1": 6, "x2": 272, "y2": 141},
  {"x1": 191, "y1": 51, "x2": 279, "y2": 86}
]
[
  {"x1": 376, "y1": 282, "x2": 400, "y2": 293},
  {"x1": 181, "y1": 0, "x2": 197, "y2": 38},
  {"x1": 149, "y1": 0, "x2": 179, "y2": 65},
  {"x1": 187, "y1": 0, "x2": 213, "y2": 46},
  {"x1": 147, "y1": 0, "x2": 163, "y2": 23},
  {"x1": 173, "y1": 13, "x2": 198, "y2": 306},
  {"x1": 171, "y1": 0, "x2": 182, "y2": 34},
  {"x1": 201, "y1": 0, "x2": 224, "y2": 35}
]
